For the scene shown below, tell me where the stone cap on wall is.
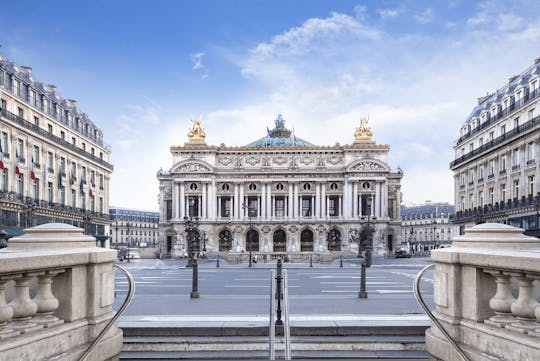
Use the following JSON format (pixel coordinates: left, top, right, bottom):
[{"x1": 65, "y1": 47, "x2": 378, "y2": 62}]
[
  {"x1": 8, "y1": 223, "x2": 97, "y2": 249},
  {"x1": 452, "y1": 223, "x2": 540, "y2": 249}
]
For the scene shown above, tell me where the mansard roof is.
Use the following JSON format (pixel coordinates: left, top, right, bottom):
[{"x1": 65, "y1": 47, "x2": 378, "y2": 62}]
[{"x1": 463, "y1": 59, "x2": 540, "y2": 127}]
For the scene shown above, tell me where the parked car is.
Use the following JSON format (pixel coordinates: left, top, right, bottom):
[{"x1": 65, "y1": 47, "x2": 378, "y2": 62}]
[
  {"x1": 395, "y1": 248, "x2": 411, "y2": 258},
  {"x1": 127, "y1": 248, "x2": 141, "y2": 259}
]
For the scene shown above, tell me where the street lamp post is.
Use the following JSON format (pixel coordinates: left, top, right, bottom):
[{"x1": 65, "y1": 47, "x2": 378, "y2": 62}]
[
  {"x1": 242, "y1": 202, "x2": 254, "y2": 268},
  {"x1": 365, "y1": 195, "x2": 374, "y2": 268}
]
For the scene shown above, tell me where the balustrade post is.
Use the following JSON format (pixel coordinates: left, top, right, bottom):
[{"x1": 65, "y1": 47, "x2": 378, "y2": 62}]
[
  {"x1": 8, "y1": 273, "x2": 43, "y2": 333},
  {"x1": 33, "y1": 269, "x2": 65, "y2": 327},
  {"x1": 0, "y1": 277, "x2": 18, "y2": 339},
  {"x1": 484, "y1": 270, "x2": 516, "y2": 327},
  {"x1": 507, "y1": 274, "x2": 539, "y2": 333}
]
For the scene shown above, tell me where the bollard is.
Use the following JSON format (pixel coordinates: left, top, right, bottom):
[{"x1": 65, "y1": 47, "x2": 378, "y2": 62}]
[
  {"x1": 358, "y1": 261, "x2": 367, "y2": 298},
  {"x1": 249, "y1": 251, "x2": 252, "y2": 268},
  {"x1": 276, "y1": 258, "x2": 283, "y2": 325},
  {"x1": 340, "y1": 255, "x2": 343, "y2": 268},
  {"x1": 191, "y1": 257, "x2": 200, "y2": 299},
  {"x1": 216, "y1": 252, "x2": 220, "y2": 268},
  {"x1": 309, "y1": 254, "x2": 313, "y2": 268}
]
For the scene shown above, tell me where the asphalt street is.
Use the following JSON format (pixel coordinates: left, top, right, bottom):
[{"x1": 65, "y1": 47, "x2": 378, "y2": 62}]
[{"x1": 114, "y1": 257, "x2": 435, "y2": 317}]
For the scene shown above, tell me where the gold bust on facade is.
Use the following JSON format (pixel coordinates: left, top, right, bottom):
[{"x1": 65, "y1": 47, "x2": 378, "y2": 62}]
[
  {"x1": 187, "y1": 119, "x2": 206, "y2": 143},
  {"x1": 354, "y1": 117, "x2": 373, "y2": 142}
]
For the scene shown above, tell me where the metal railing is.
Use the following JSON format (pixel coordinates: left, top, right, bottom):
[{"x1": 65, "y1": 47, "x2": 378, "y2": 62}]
[
  {"x1": 79, "y1": 263, "x2": 135, "y2": 361},
  {"x1": 451, "y1": 114, "x2": 540, "y2": 169},
  {"x1": 269, "y1": 266, "x2": 291, "y2": 360},
  {"x1": 413, "y1": 264, "x2": 470, "y2": 361}
]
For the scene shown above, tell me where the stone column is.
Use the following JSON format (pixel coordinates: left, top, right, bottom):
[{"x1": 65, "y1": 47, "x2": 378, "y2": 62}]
[
  {"x1": 294, "y1": 182, "x2": 299, "y2": 219},
  {"x1": 172, "y1": 182, "x2": 178, "y2": 219},
  {"x1": 266, "y1": 183, "x2": 272, "y2": 219},
  {"x1": 259, "y1": 183, "x2": 267, "y2": 219},
  {"x1": 288, "y1": 182, "x2": 294, "y2": 220},
  {"x1": 239, "y1": 182, "x2": 244, "y2": 219},
  {"x1": 179, "y1": 183, "x2": 185, "y2": 219},
  {"x1": 343, "y1": 178, "x2": 350, "y2": 219},
  {"x1": 321, "y1": 185, "x2": 326, "y2": 218},
  {"x1": 233, "y1": 183, "x2": 239, "y2": 219},
  {"x1": 315, "y1": 182, "x2": 321, "y2": 218},
  {"x1": 202, "y1": 182, "x2": 207, "y2": 219},
  {"x1": 353, "y1": 182, "x2": 358, "y2": 219}
]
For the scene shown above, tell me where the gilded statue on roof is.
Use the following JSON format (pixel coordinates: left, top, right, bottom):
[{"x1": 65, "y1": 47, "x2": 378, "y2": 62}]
[
  {"x1": 187, "y1": 119, "x2": 206, "y2": 143},
  {"x1": 354, "y1": 117, "x2": 373, "y2": 142}
]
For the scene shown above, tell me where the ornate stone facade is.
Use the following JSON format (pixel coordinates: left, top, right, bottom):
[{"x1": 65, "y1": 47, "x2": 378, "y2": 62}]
[
  {"x1": 157, "y1": 115, "x2": 403, "y2": 259},
  {"x1": 0, "y1": 54, "x2": 112, "y2": 237}
]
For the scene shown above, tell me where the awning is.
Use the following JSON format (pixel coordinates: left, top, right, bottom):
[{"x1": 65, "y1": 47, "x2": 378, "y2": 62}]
[{"x1": 2, "y1": 227, "x2": 25, "y2": 239}]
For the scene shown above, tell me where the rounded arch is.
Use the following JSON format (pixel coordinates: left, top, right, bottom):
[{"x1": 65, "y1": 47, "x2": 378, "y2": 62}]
[
  {"x1": 273, "y1": 229, "x2": 287, "y2": 252},
  {"x1": 218, "y1": 228, "x2": 232, "y2": 251},
  {"x1": 245, "y1": 228, "x2": 260, "y2": 252},
  {"x1": 300, "y1": 228, "x2": 314, "y2": 252},
  {"x1": 327, "y1": 228, "x2": 341, "y2": 251}
]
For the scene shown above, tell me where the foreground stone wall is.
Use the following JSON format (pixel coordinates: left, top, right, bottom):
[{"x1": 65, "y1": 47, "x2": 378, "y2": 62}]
[
  {"x1": 427, "y1": 223, "x2": 540, "y2": 361},
  {"x1": 0, "y1": 223, "x2": 122, "y2": 361}
]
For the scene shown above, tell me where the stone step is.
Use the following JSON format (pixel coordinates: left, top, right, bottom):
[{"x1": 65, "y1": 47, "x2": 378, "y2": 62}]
[
  {"x1": 120, "y1": 350, "x2": 428, "y2": 360},
  {"x1": 121, "y1": 335, "x2": 428, "y2": 360}
]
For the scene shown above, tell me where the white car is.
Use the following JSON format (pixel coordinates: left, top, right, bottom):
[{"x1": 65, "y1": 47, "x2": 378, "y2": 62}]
[{"x1": 127, "y1": 248, "x2": 141, "y2": 259}]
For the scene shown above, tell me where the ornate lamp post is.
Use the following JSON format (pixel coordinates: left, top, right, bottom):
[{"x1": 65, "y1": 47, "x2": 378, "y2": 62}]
[
  {"x1": 184, "y1": 197, "x2": 200, "y2": 268},
  {"x1": 242, "y1": 202, "x2": 254, "y2": 268},
  {"x1": 364, "y1": 195, "x2": 374, "y2": 267}
]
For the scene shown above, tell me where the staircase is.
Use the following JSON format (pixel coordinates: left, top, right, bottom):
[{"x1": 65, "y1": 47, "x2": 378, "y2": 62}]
[{"x1": 119, "y1": 316, "x2": 430, "y2": 360}]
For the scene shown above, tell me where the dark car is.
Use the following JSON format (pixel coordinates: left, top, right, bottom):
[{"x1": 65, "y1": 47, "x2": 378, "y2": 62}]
[{"x1": 395, "y1": 248, "x2": 411, "y2": 258}]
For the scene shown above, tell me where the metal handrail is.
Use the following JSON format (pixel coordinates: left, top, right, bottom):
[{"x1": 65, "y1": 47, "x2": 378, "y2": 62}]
[
  {"x1": 268, "y1": 268, "x2": 291, "y2": 360},
  {"x1": 413, "y1": 264, "x2": 471, "y2": 361},
  {"x1": 269, "y1": 269, "x2": 276, "y2": 360},
  {"x1": 283, "y1": 269, "x2": 291, "y2": 360},
  {"x1": 79, "y1": 263, "x2": 136, "y2": 361}
]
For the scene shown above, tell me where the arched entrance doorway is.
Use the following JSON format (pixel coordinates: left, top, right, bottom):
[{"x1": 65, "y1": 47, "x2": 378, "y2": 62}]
[
  {"x1": 300, "y1": 229, "x2": 314, "y2": 251},
  {"x1": 245, "y1": 229, "x2": 259, "y2": 251},
  {"x1": 273, "y1": 229, "x2": 286, "y2": 252},
  {"x1": 218, "y1": 229, "x2": 232, "y2": 251},
  {"x1": 327, "y1": 228, "x2": 341, "y2": 251}
]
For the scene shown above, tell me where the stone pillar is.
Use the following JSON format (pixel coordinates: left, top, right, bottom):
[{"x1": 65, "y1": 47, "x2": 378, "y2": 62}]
[
  {"x1": 315, "y1": 182, "x2": 321, "y2": 218},
  {"x1": 294, "y1": 182, "x2": 299, "y2": 219},
  {"x1": 234, "y1": 183, "x2": 239, "y2": 219},
  {"x1": 353, "y1": 182, "x2": 358, "y2": 219},
  {"x1": 288, "y1": 182, "x2": 294, "y2": 220},
  {"x1": 239, "y1": 182, "x2": 244, "y2": 219},
  {"x1": 179, "y1": 183, "x2": 185, "y2": 219},
  {"x1": 202, "y1": 182, "x2": 207, "y2": 219},
  {"x1": 261, "y1": 184, "x2": 266, "y2": 219}
]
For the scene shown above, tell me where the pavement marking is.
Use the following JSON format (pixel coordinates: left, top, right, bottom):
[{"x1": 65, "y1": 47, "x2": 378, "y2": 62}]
[
  {"x1": 321, "y1": 290, "x2": 357, "y2": 293},
  {"x1": 121, "y1": 314, "x2": 429, "y2": 322},
  {"x1": 376, "y1": 290, "x2": 414, "y2": 294},
  {"x1": 312, "y1": 275, "x2": 361, "y2": 279},
  {"x1": 223, "y1": 285, "x2": 301, "y2": 288}
]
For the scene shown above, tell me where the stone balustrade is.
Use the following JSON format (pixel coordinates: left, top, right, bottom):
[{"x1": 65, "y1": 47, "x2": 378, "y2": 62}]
[
  {"x1": 0, "y1": 223, "x2": 122, "y2": 361},
  {"x1": 426, "y1": 223, "x2": 540, "y2": 361}
]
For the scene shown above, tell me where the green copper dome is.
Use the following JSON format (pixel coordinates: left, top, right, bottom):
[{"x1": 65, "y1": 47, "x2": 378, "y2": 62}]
[{"x1": 246, "y1": 114, "x2": 314, "y2": 147}]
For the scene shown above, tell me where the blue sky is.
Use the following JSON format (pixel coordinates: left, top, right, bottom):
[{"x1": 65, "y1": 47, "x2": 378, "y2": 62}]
[{"x1": 2, "y1": 0, "x2": 540, "y2": 211}]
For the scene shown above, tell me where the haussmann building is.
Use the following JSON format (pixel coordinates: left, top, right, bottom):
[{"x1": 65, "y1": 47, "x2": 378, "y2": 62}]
[{"x1": 157, "y1": 115, "x2": 403, "y2": 261}]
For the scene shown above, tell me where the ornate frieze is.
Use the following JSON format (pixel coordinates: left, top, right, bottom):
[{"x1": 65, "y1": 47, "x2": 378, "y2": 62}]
[{"x1": 245, "y1": 156, "x2": 260, "y2": 166}]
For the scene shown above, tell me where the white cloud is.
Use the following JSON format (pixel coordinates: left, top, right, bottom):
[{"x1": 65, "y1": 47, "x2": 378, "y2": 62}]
[
  {"x1": 378, "y1": 8, "x2": 400, "y2": 20},
  {"x1": 190, "y1": 52, "x2": 208, "y2": 79},
  {"x1": 211, "y1": 5, "x2": 540, "y2": 206},
  {"x1": 414, "y1": 8, "x2": 434, "y2": 24}
]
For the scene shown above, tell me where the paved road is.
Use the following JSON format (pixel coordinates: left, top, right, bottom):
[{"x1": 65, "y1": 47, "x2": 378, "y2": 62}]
[{"x1": 114, "y1": 257, "x2": 434, "y2": 317}]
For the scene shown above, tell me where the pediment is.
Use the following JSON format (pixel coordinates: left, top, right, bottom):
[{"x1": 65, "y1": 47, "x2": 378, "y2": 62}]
[
  {"x1": 347, "y1": 159, "x2": 389, "y2": 172},
  {"x1": 171, "y1": 161, "x2": 213, "y2": 174}
]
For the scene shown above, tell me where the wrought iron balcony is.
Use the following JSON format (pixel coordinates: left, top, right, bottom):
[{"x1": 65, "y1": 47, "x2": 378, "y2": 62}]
[
  {"x1": 451, "y1": 193, "x2": 540, "y2": 223},
  {"x1": 451, "y1": 116, "x2": 540, "y2": 169},
  {"x1": 456, "y1": 88, "x2": 540, "y2": 145},
  {"x1": 0, "y1": 108, "x2": 113, "y2": 171}
]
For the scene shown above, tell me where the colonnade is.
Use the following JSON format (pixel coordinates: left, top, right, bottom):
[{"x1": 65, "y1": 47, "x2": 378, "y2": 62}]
[{"x1": 165, "y1": 177, "x2": 390, "y2": 221}]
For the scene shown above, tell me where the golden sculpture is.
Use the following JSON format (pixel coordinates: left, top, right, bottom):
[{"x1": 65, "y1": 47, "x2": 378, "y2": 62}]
[
  {"x1": 187, "y1": 119, "x2": 206, "y2": 143},
  {"x1": 354, "y1": 117, "x2": 373, "y2": 142}
]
